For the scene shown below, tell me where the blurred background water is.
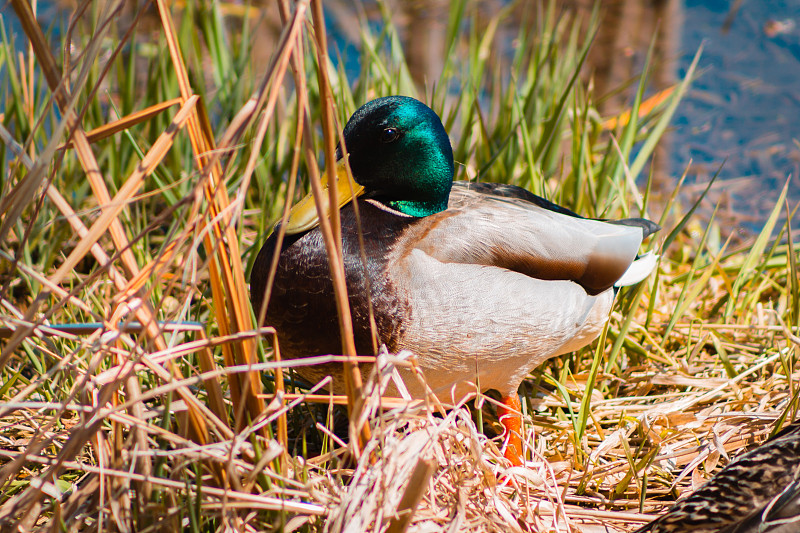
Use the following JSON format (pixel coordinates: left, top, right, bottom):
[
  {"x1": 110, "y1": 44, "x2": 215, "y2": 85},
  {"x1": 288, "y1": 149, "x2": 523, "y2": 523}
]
[
  {"x1": 674, "y1": 0, "x2": 800, "y2": 232},
  {"x1": 3, "y1": 0, "x2": 799, "y2": 233}
]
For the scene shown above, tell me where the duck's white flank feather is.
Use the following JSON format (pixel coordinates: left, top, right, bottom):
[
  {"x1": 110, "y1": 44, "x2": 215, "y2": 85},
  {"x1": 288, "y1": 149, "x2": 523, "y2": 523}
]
[{"x1": 391, "y1": 249, "x2": 614, "y2": 401}]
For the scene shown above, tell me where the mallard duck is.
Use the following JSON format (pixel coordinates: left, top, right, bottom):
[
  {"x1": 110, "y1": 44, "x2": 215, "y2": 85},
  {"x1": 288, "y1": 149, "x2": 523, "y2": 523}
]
[
  {"x1": 250, "y1": 96, "x2": 659, "y2": 465},
  {"x1": 636, "y1": 420, "x2": 800, "y2": 533}
]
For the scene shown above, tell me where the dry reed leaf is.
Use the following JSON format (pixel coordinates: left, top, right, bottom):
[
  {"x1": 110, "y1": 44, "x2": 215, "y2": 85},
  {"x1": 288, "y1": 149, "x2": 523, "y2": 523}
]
[
  {"x1": 58, "y1": 98, "x2": 183, "y2": 150},
  {"x1": 313, "y1": 353, "x2": 590, "y2": 532},
  {"x1": 4, "y1": 3, "x2": 177, "y2": 406},
  {"x1": 154, "y1": 0, "x2": 267, "y2": 435},
  {"x1": 602, "y1": 86, "x2": 676, "y2": 131},
  {"x1": 50, "y1": 96, "x2": 198, "y2": 286}
]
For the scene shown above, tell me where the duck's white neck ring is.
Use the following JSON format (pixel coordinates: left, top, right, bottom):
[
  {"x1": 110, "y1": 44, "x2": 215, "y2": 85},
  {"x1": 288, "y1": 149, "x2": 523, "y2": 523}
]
[{"x1": 364, "y1": 198, "x2": 415, "y2": 218}]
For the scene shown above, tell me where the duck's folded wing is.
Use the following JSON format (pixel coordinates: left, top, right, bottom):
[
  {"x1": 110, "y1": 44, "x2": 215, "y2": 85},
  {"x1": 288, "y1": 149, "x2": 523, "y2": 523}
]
[{"x1": 413, "y1": 190, "x2": 652, "y2": 295}]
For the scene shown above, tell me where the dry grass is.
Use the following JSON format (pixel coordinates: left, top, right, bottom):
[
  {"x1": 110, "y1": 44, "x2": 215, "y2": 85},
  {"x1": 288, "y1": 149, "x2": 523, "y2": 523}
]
[{"x1": 0, "y1": 1, "x2": 798, "y2": 532}]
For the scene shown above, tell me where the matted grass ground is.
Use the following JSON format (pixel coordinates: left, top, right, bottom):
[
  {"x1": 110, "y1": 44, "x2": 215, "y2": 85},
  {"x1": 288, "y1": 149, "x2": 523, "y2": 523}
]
[{"x1": 0, "y1": 1, "x2": 797, "y2": 531}]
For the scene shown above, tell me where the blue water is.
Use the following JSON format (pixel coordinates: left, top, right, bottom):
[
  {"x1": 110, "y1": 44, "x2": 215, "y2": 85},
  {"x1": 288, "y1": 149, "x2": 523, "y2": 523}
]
[{"x1": 674, "y1": 0, "x2": 800, "y2": 219}]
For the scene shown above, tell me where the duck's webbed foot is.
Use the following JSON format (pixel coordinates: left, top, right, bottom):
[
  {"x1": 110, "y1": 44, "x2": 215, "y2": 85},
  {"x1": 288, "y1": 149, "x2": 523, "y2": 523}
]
[{"x1": 498, "y1": 393, "x2": 524, "y2": 466}]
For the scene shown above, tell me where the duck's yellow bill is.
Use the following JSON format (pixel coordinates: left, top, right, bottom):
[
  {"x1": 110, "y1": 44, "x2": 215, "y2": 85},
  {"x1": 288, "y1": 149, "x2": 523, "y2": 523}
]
[{"x1": 283, "y1": 158, "x2": 365, "y2": 235}]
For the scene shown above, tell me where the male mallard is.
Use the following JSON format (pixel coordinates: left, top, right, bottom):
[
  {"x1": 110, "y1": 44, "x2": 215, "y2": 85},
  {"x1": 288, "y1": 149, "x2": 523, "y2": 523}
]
[
  {"x1": 250, "y1": 96, "x2": 659, "y2": 465},
  {"x1": 636, "y1": 420, "x2": 800, "y2": 533}
]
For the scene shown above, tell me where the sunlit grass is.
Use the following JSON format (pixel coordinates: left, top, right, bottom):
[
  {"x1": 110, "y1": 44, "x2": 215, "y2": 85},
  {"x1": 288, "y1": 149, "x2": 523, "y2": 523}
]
[{"x1": 0, "y1": 0, "x2": 797, "y2": 531}]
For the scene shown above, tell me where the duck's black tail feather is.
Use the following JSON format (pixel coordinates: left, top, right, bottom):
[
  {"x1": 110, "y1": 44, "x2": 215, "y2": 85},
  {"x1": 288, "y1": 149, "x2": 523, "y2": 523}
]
[{"x1": 607, "y1": 218, "x2": 661, "y2": 239}]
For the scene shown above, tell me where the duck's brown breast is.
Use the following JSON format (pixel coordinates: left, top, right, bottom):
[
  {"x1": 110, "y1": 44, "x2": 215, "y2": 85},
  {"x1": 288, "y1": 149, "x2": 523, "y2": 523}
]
[{"x1": 250, "y1": 200, "x2": 416, "y2": 363}]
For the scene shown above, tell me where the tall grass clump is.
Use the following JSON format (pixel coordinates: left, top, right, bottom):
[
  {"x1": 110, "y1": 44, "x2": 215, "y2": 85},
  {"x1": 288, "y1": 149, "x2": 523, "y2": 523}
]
[{"x1": 0, "y1": 1, "x2": 797, "y2": 531}]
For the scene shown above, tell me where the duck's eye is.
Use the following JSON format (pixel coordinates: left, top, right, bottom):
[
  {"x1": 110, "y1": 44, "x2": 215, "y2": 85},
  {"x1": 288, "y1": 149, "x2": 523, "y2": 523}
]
[{"x1": 380, "y1": 127, "x2": 400, "y2": 143}]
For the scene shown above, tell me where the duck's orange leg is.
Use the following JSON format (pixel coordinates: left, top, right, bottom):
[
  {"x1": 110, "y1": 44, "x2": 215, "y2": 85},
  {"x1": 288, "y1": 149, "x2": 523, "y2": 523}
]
[{"x1": 498, "y1": 393, "x2": 524, "y2": 466}]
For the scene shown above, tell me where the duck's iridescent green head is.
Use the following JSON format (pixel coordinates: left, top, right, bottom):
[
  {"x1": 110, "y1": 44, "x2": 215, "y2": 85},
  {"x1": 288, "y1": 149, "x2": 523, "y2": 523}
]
[{"x1": 338, "y1": 96, "x2": 454, "y2": 217}]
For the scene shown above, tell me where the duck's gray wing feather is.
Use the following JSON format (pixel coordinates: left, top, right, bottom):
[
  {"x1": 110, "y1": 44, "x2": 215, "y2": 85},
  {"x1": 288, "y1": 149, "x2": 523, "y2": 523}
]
[
  {"x1": 415, "y1": 183, "x2": 652, "y2": 295},
  {"x1": 455, "y1": 181, "x2": 661, "y2": 238}
]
